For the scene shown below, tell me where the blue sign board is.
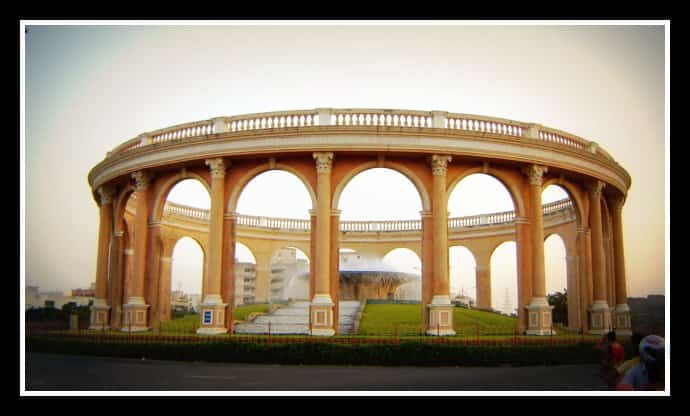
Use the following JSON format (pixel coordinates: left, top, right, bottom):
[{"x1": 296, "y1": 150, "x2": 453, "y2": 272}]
[{"x1": 203, "y1": 311, "x2": 212, "y2": 324}]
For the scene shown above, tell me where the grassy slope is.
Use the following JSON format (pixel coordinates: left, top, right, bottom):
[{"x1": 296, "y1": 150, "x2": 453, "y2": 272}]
[
  {"x1": 160, "y1": 304, "x2": 270, "y2": 334},
  {"x1": 358, "y1": 304, "x2": 518, "y2": 336}
]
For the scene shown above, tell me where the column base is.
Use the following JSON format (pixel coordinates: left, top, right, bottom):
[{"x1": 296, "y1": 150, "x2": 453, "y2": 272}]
[
  {"x1": 310, "y1": 293, "x2": 335, "y2": 336},
  {"x1": 89, "y1": 299, "x2": 111, "y2": 330},
  {"x1": 525, "y1": 297, "x2": 555, "y2": 336},
  {"x1": 588, "y1": 300, "x2": 612, "y2": 335},
  {"x1": 197, "y1": 295, "x2": 228, "y2": 335},
  {"x1": 426, "y1": 295, "x2": 456, "y2": 336},
  {"x1": 121, "y1": 298, "x2": 150, "y2": 332},
  {"x1": 612, "y1": 304, "x2": 632, "y2": 335}
]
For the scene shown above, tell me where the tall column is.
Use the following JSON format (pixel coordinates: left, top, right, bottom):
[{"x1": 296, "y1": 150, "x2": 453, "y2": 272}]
[
  {"x1": 122, "y1": 171, "x2": 152, "y2": 332},
  {"x1": 253, "y1": 249, "x2": 272, "y2": 303},
  {"x1": 420, "y1": 210, "x2": 434, "y2": 331},
  {"x1": 311, "y1": 152, "x2": 335, "y2": 336},
  {"x1": 90, "y1": 185, "x2": 115, "y2": 330},
  {"x1": 565, "y1": 253, "x2": 581, "y2": 331},
  {"x1": 588, "y1": 180, "x2": 611, "y2": 334},
  {"x1": 222, "y1": 212, "x2": 237, "y2": 332},
  {"x1": 330, "y1": 209, "x2": 341, "y2": 334},
  {"x1": 427, "y1": 155, "x2": 455, "y2": 336},
  {"x1": 157, "y1": 236, "x2": 175, "y2": 324},
  {"x1": 610, "y1": 195, "x2": 632, "y2": 335},
  {"x1": 108, "y1": 230, "x2": 124, "y2": 329},
  {"x1": 309, "y1": 209, "x2": 317, "y2": 302},
  {"x1": 474, "y1": 252, "x2": 492, "y2": 310},
  {"x1": 523, "y1": 164, "x2": 554, "y2": 335},
  {"x1": 475, "y1": 266, "x2": 491, "y2": 309},
  {"x1": 145, "y1": 223, "x2": 162, "y2": 332},
  {"x1": 197, "y1": 158, "x2": 228, "y2": 335},
  {"x1": 576, "y1": 227, "x2": 590, "y2": 333},
  {"x1": 515, "y1": 216, "x2": 532, "y2": 334}
]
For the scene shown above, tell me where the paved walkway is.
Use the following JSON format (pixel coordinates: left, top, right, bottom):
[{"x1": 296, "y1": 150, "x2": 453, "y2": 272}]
[{"x1": 25, "y1": 353, "x2": 608, "y2": 392}]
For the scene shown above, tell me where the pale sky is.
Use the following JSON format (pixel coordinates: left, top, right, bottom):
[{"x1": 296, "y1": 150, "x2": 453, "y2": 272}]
[{"x1": 23, "y1": 22, "x2": 667, "y2": 311}]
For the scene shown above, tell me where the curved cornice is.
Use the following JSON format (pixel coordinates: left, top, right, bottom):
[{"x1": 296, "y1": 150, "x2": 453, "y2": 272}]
[{"x1": 88, "y1": 109, "x2": 631, "y2": 197}]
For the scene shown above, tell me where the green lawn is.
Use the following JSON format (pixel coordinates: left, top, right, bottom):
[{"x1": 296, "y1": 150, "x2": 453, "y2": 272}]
[
  {"x1": 159, "y1": 304, "x2": 270, "y2": 334},
  {"x1": 357, "y1": 304, "x2": 519, "y2": 337}
]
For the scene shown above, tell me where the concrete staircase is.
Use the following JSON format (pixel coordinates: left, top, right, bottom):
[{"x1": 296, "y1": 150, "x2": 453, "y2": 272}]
[{"x1": 234, "y1": 300, "x2": 361, "y2": 335}]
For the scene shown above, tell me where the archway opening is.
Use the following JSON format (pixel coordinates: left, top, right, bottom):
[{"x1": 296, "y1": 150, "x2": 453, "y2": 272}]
[
  {"x1": 545, "y1": 233, "x2": 568, "y2": 326},
  {"x1": 235, "y1": 170, "x2": 313, "y2": 306},
  {"x1": 449, "y1": 246, "x2": 477, "y2": 307},
  {"x1": 448, "y1": 173, "x2": 517, "y2": 317},
  {"x1": 163, "y1": 178, "x2": 210, "y2": 318},
  {"x1": 542, "y1": 184, "x2": 576, "y2": 327},
  {"x1": 170, "y1": 237, "x2": 204, "y2": 316},
  {"x1": 337, "y1": 167, "x2": 424, "y2": 332},
  {"x1": 236, "y1": 170, "x2": 313, "y2": 219},
  {"x1": 337, "y1": 168, "x2": 423, "y2": 299},
  {"x1": 234, "y1": 242, "x2": 256, "y2": 305},
  {"x1": 491, "y1": 241, "x2": 518, "y2": 316}
]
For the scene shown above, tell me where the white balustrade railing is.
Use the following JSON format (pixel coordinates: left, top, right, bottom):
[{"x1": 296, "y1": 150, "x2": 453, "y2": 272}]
[
  {"x1": 236, "y1": 214, "x2": 311, "y2": 231},
  {"x1": 109, "y1": 108, "x2": 613, "y2": 161},
  {"x1": 152, "y1": 121, "x2": 215, "y2": 145},
  {"x1": 227, "y1": 110, "x2": 318, "y2": 132},
  {"x1": 538, "y1": 126, "x2": 587, "y2": 151},
  {"x1": 162, "y1": 199, "x2": 574, "y2": 232},
  {"x1": 164, "y1": 202, "x2": 210, "y2": 221},
  {"x1": 331, "y1": 109, "x2": 433, "y2": 128},
  {"x1": 445, "y1": 113, "x2": 526, "y2": 137}
]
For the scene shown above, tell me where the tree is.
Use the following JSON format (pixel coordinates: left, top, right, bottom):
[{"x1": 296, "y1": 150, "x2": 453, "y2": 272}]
[{"x1": 547, "y1": 289, "x2": 568, "y2": 326}]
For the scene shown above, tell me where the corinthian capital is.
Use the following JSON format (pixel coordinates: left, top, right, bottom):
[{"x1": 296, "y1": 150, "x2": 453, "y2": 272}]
[
  {"x1": 131, "y1": 171, "x2": 153, "y2": 192},
  {"x1": 430, "y1": 154, "x2": 452, "y2": 176},
  {"x1": 205, "y1": 158, "x2": 227, "y2": 179},
  {"x1": 588, "y1": 180, "x2": 606, "y2": 198},
  {"x1": 522, "y1": 164, "x2": 548, "y2": 186},
  {"x1": 97, "y1": 185, "x2": 116, "y2": 205},
  {"x1": 313, "y1": 152, "x2": 334, "y2": 174}
]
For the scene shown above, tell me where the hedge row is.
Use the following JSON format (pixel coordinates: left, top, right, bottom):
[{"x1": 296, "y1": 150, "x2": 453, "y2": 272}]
[{"x1": 27, "y1": 336, "x2": 602, "y2": 366}]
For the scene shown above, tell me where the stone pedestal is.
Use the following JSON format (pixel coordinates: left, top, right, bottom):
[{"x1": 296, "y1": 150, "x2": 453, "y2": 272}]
[
  {"x1": 89, "y1": 299, "x2": 110, "y2": 330},
  {"x1": 613, "y1": 304, "x2": 632, "y2": 336},
  {"x1": 426, "y1": 295, "x2": 456, "y2": 336},
  {"x1": 196, "y1": 295, "x2": 228, "y2": 335},
  {"x1": 310, "y1": 294, "x2": 335, "y2": 336},
  {"x1": 121, "y1": 297, "x2": 150, "y2": 332},
  {"x1": 588, "y1": 300, "x2": 612, "y2": 335},
  {"x1": 525, "y1": 297, "x2": 555, "y2": 335}
]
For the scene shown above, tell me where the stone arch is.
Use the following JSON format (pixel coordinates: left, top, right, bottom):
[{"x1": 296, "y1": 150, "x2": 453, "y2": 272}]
[
  {"x1": 447, "y1": 168, "x2": 526, "y2": 219},
  {"x1": 168, "y1": 235, "x2": 207, "y2": 298},
  {"x1": 543, "y1": 232, "x2": 569, "y2": 292},
  {"x1": 488, "y1": 240, "x2": 519, "y2": 314},
  {"x1": 270, "y1": 245, "x2": 311, "y2": 263},
  {"x1": 381, "y1": 246, "x2": 422, "y2": 263},
  {"x1": 227, "y1": 163, "x2": 317, "y2": 214},
  {"x1": 542, "y1": 178, "x2": 587, "y2": 228},
  {"x1": 331, "y1": 161, "x2": 431, "y2": 212},
  {"x1": 170, "y1": 234, "x2": 207, "y2": 260},
  {"x1": 448, "y1": 244, "x2": 479, "y2": 298},
  {"x1": 544, "y1": 230, "x2": 576, "y2": 257},
  {"x1": 234, "y1": 240, "x2": 259, "y2": 264},
  {"x1": 151, "y1": 170, "x2": 211, "y2": 223}
]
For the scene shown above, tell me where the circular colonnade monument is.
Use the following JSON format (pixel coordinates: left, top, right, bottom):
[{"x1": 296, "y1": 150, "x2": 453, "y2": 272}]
[{"x1": 87, "y1": 108, "x2": 632, "y2": 336}]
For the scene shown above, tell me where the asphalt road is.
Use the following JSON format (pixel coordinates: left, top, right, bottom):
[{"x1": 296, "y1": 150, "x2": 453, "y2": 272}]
[{"x1": 24, "y1": 353, "x2": 607, "y2": 392}]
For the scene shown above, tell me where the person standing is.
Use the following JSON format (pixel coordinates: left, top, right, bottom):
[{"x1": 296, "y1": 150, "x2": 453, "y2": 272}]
[{"x1": 617, "y1": 335, "x2": 665, "y2": 391}]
